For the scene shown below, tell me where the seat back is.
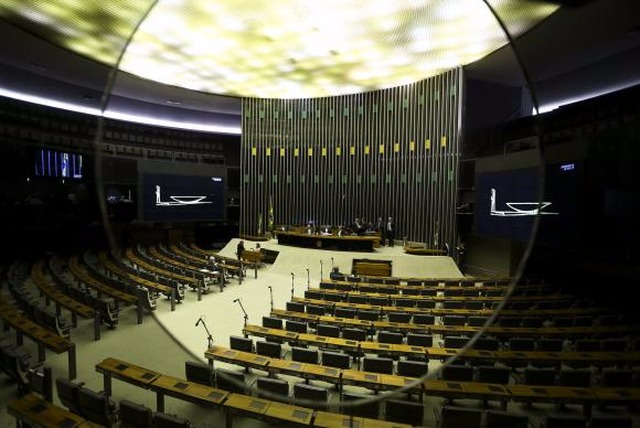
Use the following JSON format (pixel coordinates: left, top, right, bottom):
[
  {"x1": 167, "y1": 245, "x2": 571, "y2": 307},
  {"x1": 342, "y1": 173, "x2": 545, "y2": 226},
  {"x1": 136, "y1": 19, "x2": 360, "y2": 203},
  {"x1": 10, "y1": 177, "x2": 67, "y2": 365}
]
[
  {"x1": 406, "y1": 333, "x2": 433, "y2": 347},
  {"x1": 362, "y1": 357, "x2": 394, "y2": 374},
  {"x1": 387, "y1": 312, "x2": 412, "y2": 323},
  {"x1": 316, "y1": 324, "x2": 340, "y2": 338},
  {"x1": 256, "y1": 377, "x2": 289, "y2": 402},
  {"x1": 119, "y1": 399, "x2": 153, "y2": 428},
  {"x1": 439, "y1": 405, "x2": 483, "y2": 428},
  {"x1": 341, "y1": 392, "x2": 380, "y2": 419},
  {"x1": 215, "y1": 368, "x2": 245, "y2": 394},
  {"x1": 523, "y1": 367, "x2": 557, "y2": 386},
  {"x1": 229, "y1": 335, "x2": 254, "y2": 353},
  {"x1": 255, "y1": 341, "x2": 282, "y2": 358},
  {"x1": 286, "y1": 301, "x2": 306, "y2": 313},
  {"x1": 184, "y1": 361, "x2": 214, "y2": 387},
  {"x1": 385, "y1": 399, "x2": 425, "y2": 426},
  {"x1": 440, "y1": 364, "x2": 474, "y2": 382},
  {"x1": 542, "y1": 415, "x2": 586, "y2": 428},
  {"x1": 306, "y1": 304, "x2": 325, "y2": 315},
  {"x1": 262, "y1": 316, "x2": 283, "y2": 329},
  {"x1": 377, "y1": 330, "x2": 403, "y2": 344},
  {"x1": 77, "y1": 386, "x2": 116, "y2": 427},
  {"x1": 485, "y1": 410, "x2": 529, "y2": 428},
  {"x1": 55, "y1": 377, "x2": 83, "y2": 414},
  {"x1": 153, "y1": 411, "x2": 193, "y2": 428},
  {"x1": 476, "y1": 365, "x2": 511, "y2": 384},
  {"x1": 293, "y1": 383, "x2": 329, "y2": 409},
  {"x1": 285, "y1": 320, "x2": 307, "y2": 333},
  {"x1": 396, "y1": 360, "x2": 428, "y2": 377},
  {"x1": 321, "y1": 351, "x2": 351, "y2": 369},
  {"x1": 558, "y1": 368, "x2": 592, "y2": 387},
  {"x1": 291, "y1": 347, "x2": 318, "y2": 364},
  {"x1": 342, "y1": 328, "x2": 367, "y2": 341}
]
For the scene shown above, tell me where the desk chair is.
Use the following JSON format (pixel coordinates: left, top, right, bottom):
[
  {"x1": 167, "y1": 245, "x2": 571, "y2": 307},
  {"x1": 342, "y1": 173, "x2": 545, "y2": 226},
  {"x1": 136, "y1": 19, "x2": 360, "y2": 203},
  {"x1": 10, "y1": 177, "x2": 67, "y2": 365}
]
[
  {"x1": 184, "y1": 361, "x2": 214, "y2": 387},
  {"x1": 262, "y1": 316, "x2": 283, "y2": 329},
  {"x1": 305, "y1": 290, "x2": 324, "y2": 299},
  {"x1": 321, "y1": 351, "x2": 351, "y2": 369},
  {"x1": 413, "y1": 314, "x2": 435, "y2": 326},
  {"x1": 416, "y1": 300, "x2": 436, "y2": 309},
  {"x1": 387, "y1": 312, "x2": 412, "y2": 323},
  {"x1": 306, "y1": 304, "x2": 325, "y2": 316},
  {"x1": 385, "y1": 399, "x2": 425, "y2": 426},
  {"x1": 523, "y1": 367, "x2": 557, "y2": 386},
  {"x1": 599, "y1": 368, "x2": 633, "y2": 387},
  {"x1": 153, "y1": 412, "x2": 194, "y2": 428},
  {"x1": 362, "y1": 356, "x2": 394, "y2": 375},
  {"x1": 440, "y1": 364, "x2": 474, "y2": 382},
  {"x1": 334, "y1": 307, "x2": 357, "y2": 319},
  {"x1": 229, "y1": 335, "x2": 254, "y2": 353},
  {"x1": 55, "y1": 377, "x2": 84, "y2": 414},
  {"x1": 406, "y1": 332, "x2": 433, "y2": 347},
  {"x1": 215, "y1": 368, "x2": 245, "y2": 394},
  {"x1": 397, "y1": 360, "x2": 428, "y2": 377},
  {"x1": 435, "y1": 404, "x2": 482, "y2": 428},
  {"x1": 292, "y1": 347, "x2": 318, "y2": 364},
  {"x1": 477, "y1": 365, "x2": 511, "y2": 384},
  {"x1": 558, "y1": 368, "x2": 592, "y2": 387},
  {"x1": 588, "y1": 415, "x2": 633, "y2": 428},
  {"x1": 255, "y1": 340, "x2": 282, "y2": 358},
  {"x1": 358, "y1": 310, "x2": 380, "y2": 321},
  {"x1": 256, "y1": 377, "x2": 290, "y2": 403},
  {"x1": 293, "y1": 383, "x2": 329, "y2": 410},
  {"x1": 119, "y1": 399, "x2": 153, "y2": 428},
  {"x1": 286, "y1": 301, "x2": 306, "y2": 313},
  {"x1": 317, "y1": 323, "x2": 341, "y2": 338},
  {"x1": 443, "y1": 315, "x2": 467, "y2": 326},
  {"x1": 485, "y1": 409, "x2": 530, "y2": 428},
  {"x1": 341, "y1": 392, "x2": 380, "y2": 419},
  {"x1": 395, "y1": 299, "x2": 416, "y2": 308},
  {"x1": 541, "y1": 415, "x2": 586, "y2": 428},
  {"x1": 348, "y1": 295, "x2": 369, "y2": 305},
  {"x1": 377, "y1": 330, "x2": 404, "y2": 345},
  {"x1": 77, "y1": 386, "x2": 118, "y2": 427},
  {"x1": 342, "y1": 328, "x2": 367, "y2": 342},
  {"x1": 285, "y1": 320, "x2": 308, "y2": 334}
]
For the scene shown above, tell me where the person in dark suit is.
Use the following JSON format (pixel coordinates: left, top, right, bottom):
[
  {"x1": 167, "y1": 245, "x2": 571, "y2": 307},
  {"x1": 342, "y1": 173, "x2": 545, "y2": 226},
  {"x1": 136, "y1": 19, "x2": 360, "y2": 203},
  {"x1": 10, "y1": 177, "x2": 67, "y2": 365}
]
[
  {"x1": 236, "y1": 240, "x2": 245, "y2": 261},
  {"x1": 376, "y1": 216, "x2": 385, "y2": 246},
  {"x1": 385, "y1": 216, "x2": 395, "y2": 247}
]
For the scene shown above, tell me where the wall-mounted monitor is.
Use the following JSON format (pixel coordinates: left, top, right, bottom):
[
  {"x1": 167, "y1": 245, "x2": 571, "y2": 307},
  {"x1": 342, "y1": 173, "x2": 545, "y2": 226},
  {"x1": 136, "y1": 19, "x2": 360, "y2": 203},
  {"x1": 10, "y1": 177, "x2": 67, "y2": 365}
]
[{"x1": 35, "y1": 149, "x2": 83, "y2": 179}]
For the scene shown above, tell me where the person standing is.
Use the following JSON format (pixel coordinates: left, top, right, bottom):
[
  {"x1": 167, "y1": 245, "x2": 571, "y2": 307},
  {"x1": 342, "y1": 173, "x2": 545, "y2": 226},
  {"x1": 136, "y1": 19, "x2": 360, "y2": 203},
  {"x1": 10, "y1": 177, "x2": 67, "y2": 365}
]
[
  {"x1": 236, "y1": 240, "x2": 245, "y2": 261},
  {"x1": 376, "y1": 216, "x2": 385, "y2": 246},
  {"x1": 386, "y1": 216, "x2": 395, "y2": 247}
]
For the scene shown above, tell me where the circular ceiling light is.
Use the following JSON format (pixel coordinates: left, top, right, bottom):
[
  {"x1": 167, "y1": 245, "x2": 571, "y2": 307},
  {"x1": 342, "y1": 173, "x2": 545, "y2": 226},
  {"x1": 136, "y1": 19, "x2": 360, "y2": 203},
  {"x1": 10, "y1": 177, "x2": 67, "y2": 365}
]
[{"x1": 1, "y1": 0, "x2": 559, "y2": 99}]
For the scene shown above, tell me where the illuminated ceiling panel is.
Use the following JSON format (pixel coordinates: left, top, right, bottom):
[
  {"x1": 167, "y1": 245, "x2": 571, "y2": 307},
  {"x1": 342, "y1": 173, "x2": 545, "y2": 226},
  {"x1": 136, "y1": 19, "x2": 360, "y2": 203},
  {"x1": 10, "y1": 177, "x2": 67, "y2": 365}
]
[{"x1": 0, "y1": 0, "x2": 559, "y2": 99}]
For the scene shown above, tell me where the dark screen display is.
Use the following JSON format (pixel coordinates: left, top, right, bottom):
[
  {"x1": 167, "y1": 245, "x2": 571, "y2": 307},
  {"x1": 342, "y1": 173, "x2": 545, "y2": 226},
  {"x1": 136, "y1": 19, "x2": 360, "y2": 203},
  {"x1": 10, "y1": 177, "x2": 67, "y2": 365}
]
[
  {"x1": 141, "y1": 173, "x2": 225, "y2": 222},
  {"x1": 474, "y1": 163, "x2": 582, "y2": 250}
]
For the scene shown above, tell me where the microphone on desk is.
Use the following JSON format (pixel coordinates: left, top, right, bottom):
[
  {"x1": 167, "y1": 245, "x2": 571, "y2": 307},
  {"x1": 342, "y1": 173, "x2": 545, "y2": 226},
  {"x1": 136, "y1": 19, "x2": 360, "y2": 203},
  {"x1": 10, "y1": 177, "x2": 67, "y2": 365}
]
[
  {"x1": 268, "y1": 285, "x2": 272, "y2": 290},
  {"x1": 195, "y1": 316, "x2": 202, "y2": 327},
  {"x1": 233, "y1": 298, "x2": 239, "y2": 303}
]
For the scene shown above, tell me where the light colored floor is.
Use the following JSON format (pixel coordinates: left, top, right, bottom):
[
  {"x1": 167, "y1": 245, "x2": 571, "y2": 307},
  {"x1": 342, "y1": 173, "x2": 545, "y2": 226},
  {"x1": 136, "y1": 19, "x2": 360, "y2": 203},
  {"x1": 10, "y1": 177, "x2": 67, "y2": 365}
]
[{"x1": 1, "y1": 239, "x2": 637, "y2": 427}]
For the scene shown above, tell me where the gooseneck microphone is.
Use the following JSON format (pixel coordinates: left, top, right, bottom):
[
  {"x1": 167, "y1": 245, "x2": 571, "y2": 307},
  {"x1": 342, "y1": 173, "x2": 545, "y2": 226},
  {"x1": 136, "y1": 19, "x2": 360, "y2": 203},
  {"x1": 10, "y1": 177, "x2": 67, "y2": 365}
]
[
  {"x1": 195, "y1": 316, "x2": 202, "y2": 327},
  {"x1": 233, "y1": 298, "x2": 239, "y2": 303}
]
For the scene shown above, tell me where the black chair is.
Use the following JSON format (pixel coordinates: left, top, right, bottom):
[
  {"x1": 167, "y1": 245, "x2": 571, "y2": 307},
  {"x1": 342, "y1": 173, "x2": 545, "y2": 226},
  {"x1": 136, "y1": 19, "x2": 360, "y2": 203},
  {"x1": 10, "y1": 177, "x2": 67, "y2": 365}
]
[
  {"x1": 305, "y1": 290, "x2": 323, "y2": 299},
  {"x1": 558, "y1": 368, "x2": 592, "y2": 387},
  {"x1": 334, "y1": 307, "x2": 357, "y2": 319},
  {"x1": 286, "y1": 301, "x2": 306, "y2": 313},
  {"x1": 521, "y1": 317, "x2": 544, "y2": 328},
  {"x1": 413, "y1": 314, "x2": 435, "y2": 325},
  {"x1": 443, "y1": 315, "x2": 467, "y2": 325},
  {"x1": 542, "y1": 415, "x2": 586, "y2": 428},
  {"x1": 477, "y1": 365, "x2": 511, "y2": 384},
  {"x1": 291, "y1": 347, "x2": 318, "y2": 364},
  {"x1": 485, "y1": 409, "x2": 529, "y2": 428},
  {"x1": 387, "y1": 312, "x2": 412, "y2": 323},
  {"x1": 215, "y1": 368, "x2": 245, "y2": 394},
  {"x1": 523, "y1": 367, "x2": 557, "y2": 386},
  {"x1": 437, "y1": 405, "x2": 483, "y2": 428},
  {"x1": 500, "y1": 317, "x2": 522, "y2": 327},
  {"x1": 119, "y1": 399, "x2": 153, "y2": 428},
  {"x1": 316, "y1": 323, "x2": 340, "y2": 338},
  {"x1": 362, "y1": 356, "x2": 394, "y2": 375},
  {"x1": 348, "y1": 295, "x2": 369, "y2": 305},
  {"x1": 229, "y1": 335, "x2": 253, "y2": 353},
  {"x1": 384, "y1": 399, "x2": 424, "y2": 426},
  {"x1": 341, "y1": 392, "x2": 380, "y2": 419},
  {"x1": 370, "y1": 297, "x2": 389, "y2": 306},
  {"x1": 285, "y1": 320, "x2": 307, "y2": 333},
  {"x1": 464, "y1": 300, "x2": 483, "y2": 309},
  {"x1": 467, "y1": 316, "x2": 489, "y2": 327},
  {"x1": 342, "y1": 328, "x2": 367, "y2": 341},
  {"x1": 416, "y1": 300, "x2": 436, "y2": 309},
  {"x1": 395, "y1": 299, "x2": 416, "y2": 308},
  {"x1": 536, "y1": 338, "x2": 564, "y2": 352},
  {"x1": 397, "y1": 360, "x2": 428, "y2": 377},
  {"x1": 306, "y1": 304, "x2": 325, "y2": 316},
  {"x1": 321, "y1": 351, "x2": 351, "y2": 369},
  {"x1": 600, "y1": 338, "x2": 628, "y2": 352},
  {"x1": 473, "y1": 337, "x2": 500, "y2": 351},
  {"x1": 600, "y1": 368, "x2": 634, "y2": 387},
  {"x1": 56, "y1": 377, "x2": 84, "y2": 414},
  {"x1": 255, "y1": 340, "x2": 282, "y2": 358},
  {"x1": 443, "y1": 301, "x2": 464, "y2": 310},
  {"x1": 262, "y1": 316, "x2": 283, "y2": 329},
  {"x1": 256, "y1": 377, "x2": 290, "y2": 403},
  {"x1": 377, "y1": 330, "x2": 404, "y2": 344},
  {"x1": 77, "y1": 386, "x2": 118, "y2": 427},
  {"x1": 292, "y1": 383, "x2": 329, "y2": 410},
  {"x1": 574, "y1": 339, "x2": 600, "y2": 352},
  {"x1": 184, "y1": 361, "x2": 214, "y2": 387},
  {"x1": 443, "y1": 335, "x2": 469, "y2": 349},
  {"x1": 153, "y1": 411, "x2": 193, "y2": 428},
  {"x1": 508, "y1": 337, "x2": 536, "y2": 351},
  {"x1": 440, "y1": 364, "x2": 474, "y2": 382},
  {"x1": 358, "y1": 310, "x2": 380, "y2": 321},
  {"x1": 406, "y1": 332, "x2": 433, "y2": 347},
  {"x1": 588, "y1": 415, "x2": 633, "y2": 428}
]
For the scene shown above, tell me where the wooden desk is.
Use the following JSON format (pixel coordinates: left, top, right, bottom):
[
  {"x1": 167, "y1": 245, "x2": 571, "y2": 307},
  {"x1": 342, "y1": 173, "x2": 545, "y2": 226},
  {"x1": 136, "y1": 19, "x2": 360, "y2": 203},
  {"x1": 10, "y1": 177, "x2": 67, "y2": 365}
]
[
  {"x1": 276, "y1": 231, "x2": 380, "y2": 252},
  {"x1": 205, "y1": 346, "x2": 271, "y2": 371},
  {"x1": 223, "y1": 394, "x2": 272, "y2": 427},
  {"x1": 592, "y1": 387, "x2": 640, "y2": 407},
  {"x1": 0, "y1": 296, "x2": 77, "y2": 379},
  {"x1": 149, "y1": 374, "x2": 229, "y2": 412},
  {"x1": 263, "y1": 401, "x2": 314, "y2": 426},
  {"x1": 313, "y1": 411, "x2": 414, "y2": 428},
  {"x1": 95, "y1": 357, "x2": 162, "y2": 396},
  {"x1": 7, "y1": 392, "x2": 88, "y2": 428}
]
